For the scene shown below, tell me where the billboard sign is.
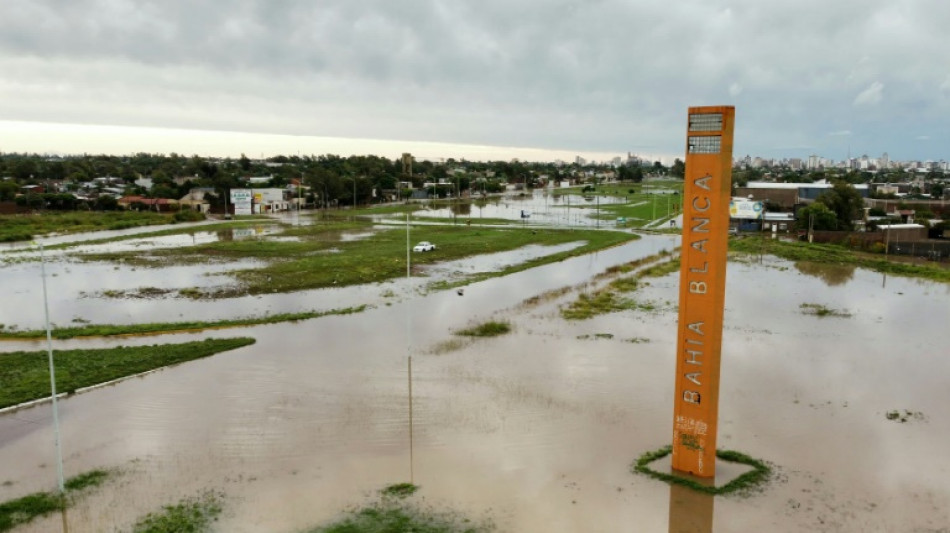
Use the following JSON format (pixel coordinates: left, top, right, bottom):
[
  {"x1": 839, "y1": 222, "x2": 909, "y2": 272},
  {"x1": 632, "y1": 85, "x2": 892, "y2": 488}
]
[
  {"x1": 230, "y1": 189, "x2": 253, "y2": 216},
  {"x1": 729, "y1": 199, "x2": 763, "y2": 219}
]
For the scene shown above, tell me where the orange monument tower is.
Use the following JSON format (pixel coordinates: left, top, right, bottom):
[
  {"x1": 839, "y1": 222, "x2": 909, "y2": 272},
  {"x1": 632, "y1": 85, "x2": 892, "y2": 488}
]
[{"x1": 671, "y1": 106, "x2": 735, "y2": 477}]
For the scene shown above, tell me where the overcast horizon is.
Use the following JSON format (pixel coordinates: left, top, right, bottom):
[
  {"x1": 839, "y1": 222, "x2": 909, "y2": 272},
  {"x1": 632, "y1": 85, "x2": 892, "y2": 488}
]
[{"x1": 1, "y1": 0, "x2": 948, "y2": 163}]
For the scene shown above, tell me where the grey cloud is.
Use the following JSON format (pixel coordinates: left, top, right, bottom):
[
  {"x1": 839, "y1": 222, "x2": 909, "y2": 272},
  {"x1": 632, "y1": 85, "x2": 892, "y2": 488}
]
[{"x1": 1, "y1": 0, "x2": 948, "y2": 159}]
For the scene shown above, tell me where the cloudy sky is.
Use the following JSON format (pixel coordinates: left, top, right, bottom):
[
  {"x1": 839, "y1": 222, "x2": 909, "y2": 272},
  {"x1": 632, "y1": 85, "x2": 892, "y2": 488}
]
[{"x1": 0, "y1": 0, "x2": 948, "y2": 162}]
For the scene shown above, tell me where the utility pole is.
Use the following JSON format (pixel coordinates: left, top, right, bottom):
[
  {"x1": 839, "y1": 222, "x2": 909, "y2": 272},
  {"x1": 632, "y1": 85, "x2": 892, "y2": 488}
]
[
  {"x1": 885, "y1": 225, "x2": 890, "y2": 258},
  {"x1": 39, "y1": 243, "x2": 65, "y2": 494}
]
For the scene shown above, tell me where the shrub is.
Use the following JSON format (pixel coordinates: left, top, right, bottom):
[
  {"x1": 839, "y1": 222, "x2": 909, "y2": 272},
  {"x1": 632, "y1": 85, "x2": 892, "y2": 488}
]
[{"x1": 172, "y1": 210, "x2": 206, "y2": 223}]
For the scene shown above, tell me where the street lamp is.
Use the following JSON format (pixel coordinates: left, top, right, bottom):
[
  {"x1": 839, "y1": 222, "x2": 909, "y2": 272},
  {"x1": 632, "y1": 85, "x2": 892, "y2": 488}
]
[{"x1": 38, "y1": 242, "x2": 65, "y2": 494}]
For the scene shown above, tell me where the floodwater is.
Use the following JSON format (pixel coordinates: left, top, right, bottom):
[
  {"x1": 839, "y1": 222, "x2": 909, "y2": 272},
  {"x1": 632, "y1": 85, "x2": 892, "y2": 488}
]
[
  {"x1": 409, "y1": 191, "x2": 630, "y2": 227},
  {"x1": 0, "y1": 218, "x2": 263, "y2": 252},
  {"x1": 0, "y1": 232, "x2": 649, "y2": 330},
  {"x1": 1, "y1": 236, "x2": 949, "y2": 532},
  {"x1": 421, "y1": 242, "x2": 586, "y2": 280}
]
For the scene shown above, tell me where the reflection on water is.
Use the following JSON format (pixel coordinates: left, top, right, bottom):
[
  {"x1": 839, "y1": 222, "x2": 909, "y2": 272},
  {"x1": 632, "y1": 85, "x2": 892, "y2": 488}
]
[
  {"x1": 415, "y1": 191, "x2": 629, "y2": 227},
  {"x1": 0, "y1": 233, "x2": 672, "y2": 330},
  {"x1": 0, "y1": 220, "x2": 223, "y2": 252},
  {"x1": 793, "y1": 260, "x2": 856, "y2": 286},
  {"x1": 422, "y1": 242, "x2": 586, "y2": 277},
  {"x1": 338, "y1": 229, "x2": 380, "y2": 242},
  {"x1": 669, "y1": 484, "x2": 714, "y2": 533}
]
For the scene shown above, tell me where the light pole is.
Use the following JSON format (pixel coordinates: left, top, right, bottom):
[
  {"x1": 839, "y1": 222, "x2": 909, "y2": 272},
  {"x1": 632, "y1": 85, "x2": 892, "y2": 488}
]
[
  {"x1": 39, "y1": 242, "x2": 65, "y2": 494},
  {"x1": 296, "y1": 172, "x2": 302, "y2": 226}
]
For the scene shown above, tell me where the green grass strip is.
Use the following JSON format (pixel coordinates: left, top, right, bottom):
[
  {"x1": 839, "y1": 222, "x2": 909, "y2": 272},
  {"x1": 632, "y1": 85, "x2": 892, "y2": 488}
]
[
  {"x1": 561, "y1": 258, "x2": 676, "y2": 320},
  {"x1": 0, "y1": 338, "x2": 255, "y2": 409},
  {"x1": 308, "y1": 484, "x2": 491, "y2": 533},
  {"x1": 454, "y1": 321, "x2": 511, "y2": 337},
  {"x1": 0, "y1": 469, "x2": 111, "y2": 532},
  {"x1": 409, "y1": 216, "x2": 516, "y2": 226},
  {"x1": 0, "y1": 211, "x2": 174, "y2": 243},
  {"x1": 231, "y1": 225, "x2": 635, "y2": 295},
  {"x1": 561, "y1": 292, "x2": 645, "y2": 320},
  {"x1": 380, "y1": 483, "x2": 419, "y2": 498},
  {"x1": 425, "y1": 229, "x2": 638, "y2": 292},
  {"x1": 632, "y1": 446, "x2": 771, "y2": 496},
  {"x1": 0, "y1": 306, "x2": 367, "y2": 340},
  {"x1": 131, "y1": 490, "x2": 223, "y2": 533},
  {"x1": 730, "y1": 237, "x2": 950, "y2": 283}
]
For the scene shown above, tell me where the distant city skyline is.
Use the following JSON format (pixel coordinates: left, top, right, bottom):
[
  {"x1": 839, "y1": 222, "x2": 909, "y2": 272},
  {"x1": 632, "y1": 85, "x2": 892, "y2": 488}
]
[
  {"x1": 1, "y1": 1, "x2": 948, "y2": 164},
  {"x1": 2, "y1": 120, "x2": 947, "y2": 171}
]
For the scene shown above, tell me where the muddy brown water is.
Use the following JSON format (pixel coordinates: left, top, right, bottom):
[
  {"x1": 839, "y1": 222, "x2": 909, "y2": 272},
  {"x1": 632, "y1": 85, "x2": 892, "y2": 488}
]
[{"x1": 1, "y1": 236, "x2": 948, "y2": 532}]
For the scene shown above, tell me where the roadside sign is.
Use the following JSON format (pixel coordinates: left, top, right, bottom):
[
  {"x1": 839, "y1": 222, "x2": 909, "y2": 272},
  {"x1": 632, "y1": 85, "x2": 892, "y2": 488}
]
[{"x1": 670, "y1": 106, "x2": 735, "y2": 478}]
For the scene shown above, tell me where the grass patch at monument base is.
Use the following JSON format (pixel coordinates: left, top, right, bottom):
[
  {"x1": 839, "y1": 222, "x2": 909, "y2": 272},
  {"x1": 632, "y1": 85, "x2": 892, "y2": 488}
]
[{"x1": 633, "y1": 446, "x2": 771, "y2": 496}]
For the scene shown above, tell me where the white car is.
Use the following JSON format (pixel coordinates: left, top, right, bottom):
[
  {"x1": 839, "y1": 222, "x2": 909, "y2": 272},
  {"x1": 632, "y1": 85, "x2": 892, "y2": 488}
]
[{"x1": 413, "y1": 241, "x2": 436, "y2": 252}]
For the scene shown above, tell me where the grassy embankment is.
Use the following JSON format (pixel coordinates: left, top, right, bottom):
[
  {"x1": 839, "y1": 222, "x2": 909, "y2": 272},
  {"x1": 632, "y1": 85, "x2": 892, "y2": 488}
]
[
  {"x1": 730, "y1": 237, "x2": 950, "y2": 283},
  {"x1": 78, "y1": 221, "x2": 638, "y2": 297},
  {"x1": 0, "y1": 211, "x2": 192, "y2": 243},
  {"x1": 0, "y1": 337, "x2": 255, "y2": 409},
  {"x1": 0, "y1": 469, "x2": 111, "y2": 532},
  {"x1": 0, "y1": 306, "x2": 365, "y2": 340}
]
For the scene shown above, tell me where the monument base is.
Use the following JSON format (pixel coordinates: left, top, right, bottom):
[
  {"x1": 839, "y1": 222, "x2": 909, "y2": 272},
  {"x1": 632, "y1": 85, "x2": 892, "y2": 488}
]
[{"x1": 632, "y1": 446, "x2": 771, "y2": 495}]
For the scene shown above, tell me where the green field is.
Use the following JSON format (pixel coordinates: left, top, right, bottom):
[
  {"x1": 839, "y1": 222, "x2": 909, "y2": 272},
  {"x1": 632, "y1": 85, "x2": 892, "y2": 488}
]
[
  {"x1": 0, "y1": 211, "x2": 183, "y2": 242},
  {"x1": 729, "y1": 237, "x2": 950, "y2": 283},
  {"x1": 76, "y1": 221, "x2": 639, "y2": 296},
  {"x1": 0, "y1": 337, "x2": 255, "y2": 409}
]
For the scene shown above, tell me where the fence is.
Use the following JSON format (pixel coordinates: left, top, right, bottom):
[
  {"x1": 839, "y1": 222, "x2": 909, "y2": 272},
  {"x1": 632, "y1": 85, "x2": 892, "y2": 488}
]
[
  {"x1": 885, "y1": 240, "x2": 950, "y2": 261},
  {"x1": 807, "y1": 230, "x2": 948, "y2": 262}
]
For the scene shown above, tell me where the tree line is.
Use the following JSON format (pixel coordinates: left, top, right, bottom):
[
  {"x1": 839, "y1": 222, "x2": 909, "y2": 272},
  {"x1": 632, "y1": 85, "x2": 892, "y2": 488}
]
[{"x1": 0, "y1": 152, "x2": 675, "y2": 209}]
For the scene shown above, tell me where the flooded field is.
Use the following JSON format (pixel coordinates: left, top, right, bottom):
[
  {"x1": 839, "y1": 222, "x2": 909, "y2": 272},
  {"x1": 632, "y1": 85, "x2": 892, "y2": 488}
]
[
  {"x1": 0, "y1": 234, "x2": 948, "y2": 532},
  {"x1": 404, "y1": 191, "x2": 630, "y2": 227},
  {"x1": 0, "y1": 225, "x2": 643, "y2": 330}
]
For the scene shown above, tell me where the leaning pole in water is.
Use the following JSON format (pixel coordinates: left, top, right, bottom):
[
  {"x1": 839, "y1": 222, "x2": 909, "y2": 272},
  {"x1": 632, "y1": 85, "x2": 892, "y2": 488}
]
[{"x1": 671, "y1": 106, "x2": 735, "y2": 478}]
